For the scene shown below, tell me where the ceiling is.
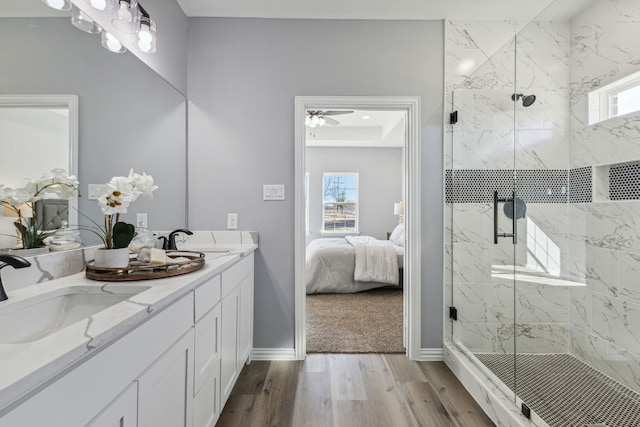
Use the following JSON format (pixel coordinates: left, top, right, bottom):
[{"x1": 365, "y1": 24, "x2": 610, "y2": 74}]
[
  {"x1": 177, "y1": 0, "x2": 558, "y2": 20},
  {"x1": 306, "y1": 110, "x2": 406, "y2": 148},
  {"x1": 6, "y1": 0, "x2": 594, "y2": 21}
]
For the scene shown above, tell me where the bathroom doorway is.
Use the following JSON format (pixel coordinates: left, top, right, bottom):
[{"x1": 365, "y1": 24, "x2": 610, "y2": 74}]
[{"x1": 293, "y1": 96, "x2": 421, "y2": 359}]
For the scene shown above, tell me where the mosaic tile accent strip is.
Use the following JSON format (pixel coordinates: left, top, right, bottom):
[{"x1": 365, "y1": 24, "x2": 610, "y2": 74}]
[
  {"x1": 446, "y1": 168, "x2": 593, "y2": 204},
  {"x1": 475, "y1": 352, "x2": 640, "y2": 427},
  {"x1": 610, "y1": 161, "x2": 640, "y2": 201},
  {"x1": 446, "y1": 169, "x2": 568, "y2": 203},
  {"x1": 569, "y1": 166, "x2": 593, "y2": 203}
]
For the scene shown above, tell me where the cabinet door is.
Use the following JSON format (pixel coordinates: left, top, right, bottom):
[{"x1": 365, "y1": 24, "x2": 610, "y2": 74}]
[
  {"x1": 193, "y1": 370, "x2": 220, "y2": 427},
  {"x1": 220, "y1": 287, "x2": 239, "y2": 406},
  {"x1": 138, "y1": 329, "x2": 194, "y2": 427},
  {"x1": 194, "y1": 303, "x2": 221, "y2": 396},
  {"x1": 86, "y1": 382, "x2": 138, "y2": 427},
  {"x1": 238, "y1": 274, "x2": 253, "y2": 366}
]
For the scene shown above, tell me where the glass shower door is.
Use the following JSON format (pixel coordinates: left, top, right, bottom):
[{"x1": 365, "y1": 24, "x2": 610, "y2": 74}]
[{"x1": 448, "y1": 38, "x2": 518, "y2": 400}]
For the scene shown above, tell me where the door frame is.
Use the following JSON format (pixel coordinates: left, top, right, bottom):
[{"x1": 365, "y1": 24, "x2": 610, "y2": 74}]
[{"x1": 294, "y1": 96, "x2": 421, "y2": 359}]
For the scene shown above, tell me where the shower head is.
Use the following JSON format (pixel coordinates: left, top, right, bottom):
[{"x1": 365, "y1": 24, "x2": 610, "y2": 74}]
[{"x1": 511, "y1": 93, "x2": 537, "y2": 107}]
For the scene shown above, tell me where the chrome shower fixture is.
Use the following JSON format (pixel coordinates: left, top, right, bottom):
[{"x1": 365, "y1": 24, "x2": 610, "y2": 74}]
[{"x1": 512, "y1": 93, "x2": 537, "y2": 107}]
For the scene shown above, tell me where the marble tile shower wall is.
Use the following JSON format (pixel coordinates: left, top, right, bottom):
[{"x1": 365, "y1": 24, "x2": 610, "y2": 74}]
[
  {"x1": 567, "y1": 0, "x2": 640, "y2": 394},
  {"x1": 445, "y1": 20, "x2": 521, "y2": 345},
  {"x1": 446, "y1": 19, "x2": 574, "y2": 355}
]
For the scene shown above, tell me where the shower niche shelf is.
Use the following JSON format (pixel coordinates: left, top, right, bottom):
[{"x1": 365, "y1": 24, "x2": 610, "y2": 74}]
[{"x1": 593, "y1": 160, "x2": 640, "y2": 202}]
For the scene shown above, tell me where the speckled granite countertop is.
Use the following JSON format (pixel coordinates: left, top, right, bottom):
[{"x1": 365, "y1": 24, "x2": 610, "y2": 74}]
[{"x1": 0, "y1": 243, "x2": 257, "y2": 412}]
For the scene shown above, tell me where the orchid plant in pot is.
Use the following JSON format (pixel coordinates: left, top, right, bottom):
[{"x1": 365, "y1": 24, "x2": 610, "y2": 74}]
[
  {"x1": 82, "y1": 169, "x2": 158, "y2": 268},
  {"x1": 0, "y1": 169, "x2": 79, "y2": 253}
]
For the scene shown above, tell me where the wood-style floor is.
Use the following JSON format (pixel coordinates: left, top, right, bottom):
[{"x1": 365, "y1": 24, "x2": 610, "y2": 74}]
[{"x1": 217, "y1": 354, "x2": 495, "y2": 427}]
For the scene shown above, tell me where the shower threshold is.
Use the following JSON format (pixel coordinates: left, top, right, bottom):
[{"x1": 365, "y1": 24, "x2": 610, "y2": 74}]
[{"x1": 474, "y1": 352, "x2": 640, "y2": 427}]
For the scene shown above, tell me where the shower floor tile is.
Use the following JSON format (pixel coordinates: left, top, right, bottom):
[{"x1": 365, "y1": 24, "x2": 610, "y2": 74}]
[{"x1": 474, "y1": 352, "x2": 640, "y2": 427}]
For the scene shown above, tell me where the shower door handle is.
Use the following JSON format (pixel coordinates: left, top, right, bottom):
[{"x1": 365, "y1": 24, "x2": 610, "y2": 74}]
[{"x1": 493, "y1": 190, "x2": 517, "y2": 244}]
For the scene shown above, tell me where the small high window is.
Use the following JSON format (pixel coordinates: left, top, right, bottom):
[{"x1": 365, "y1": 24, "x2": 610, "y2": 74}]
[
  {"x1": 589, "y1": 70, "x2": 640, "y2": 124},
  {"x1": 322, "y1": 173, "x2": 358, "y2": 233}
]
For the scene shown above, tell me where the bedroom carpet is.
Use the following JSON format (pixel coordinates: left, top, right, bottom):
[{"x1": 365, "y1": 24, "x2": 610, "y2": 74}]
[{"x1": 306, "y1": 289, "x2": 404, "y2": 353}]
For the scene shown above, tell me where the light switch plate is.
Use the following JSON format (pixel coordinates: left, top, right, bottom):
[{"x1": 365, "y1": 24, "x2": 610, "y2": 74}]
[
  {"x1": 263, "y1": 184, "x2": 285, "y2": 201},
  {"x1": 88, "y1": 184, "x2": 110, "y2": 200}
]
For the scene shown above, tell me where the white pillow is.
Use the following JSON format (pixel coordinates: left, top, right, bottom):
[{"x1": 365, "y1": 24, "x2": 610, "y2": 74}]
[{"x1": 389, "y1": 223, "x2": 405, "y2": 247}]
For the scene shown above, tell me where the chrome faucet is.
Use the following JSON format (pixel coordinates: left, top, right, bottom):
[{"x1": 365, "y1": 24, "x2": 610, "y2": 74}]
[
  {"x1": 0, "y1": 255, "x2": 32, "y2": 301},
  {"x1": 166, "y1": 229, "x2": 193, "y2": 250}
]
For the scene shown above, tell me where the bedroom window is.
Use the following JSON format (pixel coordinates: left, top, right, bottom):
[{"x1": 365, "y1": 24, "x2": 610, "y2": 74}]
[{"x1": 322, "y1": 173, "x2": 358, "y2": 233}]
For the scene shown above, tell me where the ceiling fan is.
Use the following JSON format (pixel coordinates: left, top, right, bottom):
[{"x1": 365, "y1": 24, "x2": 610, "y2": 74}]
[{"x1": 305, "y1": 110, "x2": 354, "y2": 128}]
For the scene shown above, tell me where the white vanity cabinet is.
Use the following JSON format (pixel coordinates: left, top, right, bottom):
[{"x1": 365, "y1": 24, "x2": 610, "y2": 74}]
[
  {"x1": 0, "y1": 293, "x2": 194, "y2": 427},
  {"x1": 138, "y1": 330, "x2": 194, "y2": 427},
  {"x1": 86, "y1": 383, "x2": 138, "y2": 427},
  {"x1": 193, "y1": 275, "x2": 222, "y2": 427},
  {"x1": 0, "y1": 250, "x2": 255, "y2": 427},
  {"x1": 220, "y1": 253, "x2": 254, "y2": 408}
]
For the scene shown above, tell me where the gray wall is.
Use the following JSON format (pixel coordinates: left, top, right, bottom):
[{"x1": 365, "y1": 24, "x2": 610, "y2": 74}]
[
  {"x1": 306, "y1": 146, "x2": 402, "y2": 242},
  {"x1": 188, "y1": 18, "x2": 444, "y2": 349},
  {"x1": 0, "y1": 18, "x2": 187, "y2": 235}
]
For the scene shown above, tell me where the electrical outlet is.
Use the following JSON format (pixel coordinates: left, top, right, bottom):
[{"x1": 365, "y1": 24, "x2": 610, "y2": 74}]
[
  {"x1": 136, "y1": 213, "x2": 148, "y2": 228},
  {"x1": 227, "y1": 213, "x2": 238, "y2": 230}
]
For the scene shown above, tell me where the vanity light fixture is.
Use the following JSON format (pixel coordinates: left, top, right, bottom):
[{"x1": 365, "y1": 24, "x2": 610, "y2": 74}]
[
  {"x1": 41, "y1": 0, "x2": 72, "y2": 11},
  {"x1": 86, "y1": 0, "x2": 113, "y2": 11},
  {"x1": 101, "y1": 31, "x2": 127, "y2": 53},
  {"x1": 71, "y1": 6, "x2": 102, "y2": 34},
  {"x1": 135, "y1": 5, "x2": 156, "y2": 53},
  {"x1": 112, "y1": 0, "x2": 138, "y2": 33}
]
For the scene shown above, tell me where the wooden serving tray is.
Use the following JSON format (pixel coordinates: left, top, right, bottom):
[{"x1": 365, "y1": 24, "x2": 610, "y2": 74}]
[{"x1": 86, "y1": 250, "x2": 206, "y2": 281}]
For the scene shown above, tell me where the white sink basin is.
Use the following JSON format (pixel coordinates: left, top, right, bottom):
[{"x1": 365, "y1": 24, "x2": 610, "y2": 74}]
[{"x1": 0, "y1": 285, "x2": 150, "y2": 344}]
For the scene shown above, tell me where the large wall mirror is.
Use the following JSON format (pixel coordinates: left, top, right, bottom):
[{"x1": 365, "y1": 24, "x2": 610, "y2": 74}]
[
  {"x1": 0, "y1": 95, "x2": 79, "y2": 231},
  {"x1": 0, "y1": 1, "x2": 187, "y2": 248}
]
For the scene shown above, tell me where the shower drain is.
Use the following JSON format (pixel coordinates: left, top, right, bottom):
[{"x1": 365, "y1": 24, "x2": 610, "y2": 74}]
[{"x1": 474, "y1": 353, "x2": 640, "y2": 427}]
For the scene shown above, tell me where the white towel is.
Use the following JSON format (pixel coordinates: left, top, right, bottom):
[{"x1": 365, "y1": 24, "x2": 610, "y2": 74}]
[{"x1": 345, "y1": 236, "x2": 399, "y2": 284}]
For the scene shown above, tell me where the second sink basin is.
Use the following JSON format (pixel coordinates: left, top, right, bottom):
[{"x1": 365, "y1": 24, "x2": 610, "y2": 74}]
[{"x1": 0, "y1": 285, "x2": 150, "y2": 344}]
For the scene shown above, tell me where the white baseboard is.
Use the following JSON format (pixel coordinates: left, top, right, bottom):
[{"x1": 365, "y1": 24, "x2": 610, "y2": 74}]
[
  {"x1": 417, "y1": 348, "x2": 445, "y2": 361},
  {"x1": 251, "y1": 348, "x2": 298, "y2": 361},
  {"x1": 252, "y1": 348, "x2": 442, "y2": 361}
]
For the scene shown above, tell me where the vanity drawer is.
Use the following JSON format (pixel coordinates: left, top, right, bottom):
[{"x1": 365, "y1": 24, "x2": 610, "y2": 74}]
[
  {"x1": 221, "y1": 253, "x2": 254, "y2": 298},
  {"x1": 194, "y1": 275, "x2": 221, "y2": 322}
]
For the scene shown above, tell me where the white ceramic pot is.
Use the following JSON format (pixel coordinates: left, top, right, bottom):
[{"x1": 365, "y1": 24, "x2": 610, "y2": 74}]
[{"x1": 94, "y1": 247, "x2": 130, "y2": 268}]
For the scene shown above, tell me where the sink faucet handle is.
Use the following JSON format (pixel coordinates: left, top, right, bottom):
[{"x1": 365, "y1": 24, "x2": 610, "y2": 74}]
[
  {"x1": 157, "y1": 236, "x2": 169, "y2": 250},
  {"x1": 0, "y1": 255, "x2": 32, "y2": 302},
  {"x1": 167, "y1": 229, "x2": 193, "y2": 250}
]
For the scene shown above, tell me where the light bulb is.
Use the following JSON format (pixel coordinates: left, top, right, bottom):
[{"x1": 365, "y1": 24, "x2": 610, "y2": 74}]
[
  {"x1": 102, "y1": 31, "x2": 126, "y2": 53},
  {"x1": 89, "y1": 0, "x2": 107, "y2": 9},
  {"x1": 138, "y1": 24, "x2": 152, "y2": 43},
  {"x1": 305, "y1": 116, "x2": 311, "y2": 126},
  {"x1": 138, "y1": 40, "x2": 152, "y2": 53},
  {"x1": 42, "y1": 0, "x2": 71, "y2": 11},
  {"x1": 318, "y1": 117, "x2": 326, "y2": 126},
  {"x1": 117, "y1": 1, "x2": 132, "y2": 22},
  {"x1": 311, "y1": 115, "x2": 320, "y2": 125}
]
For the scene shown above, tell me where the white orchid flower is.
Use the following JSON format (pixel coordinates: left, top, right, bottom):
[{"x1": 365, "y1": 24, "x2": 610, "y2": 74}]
[
  {"x1": 98, "y1": 188, "x2": 131, "y2": 215},
  {"x1": 127, "y1": 169, "x2": 158, "y2": 199},
  {"x1": 0, "y1": 187, "x2": 32, "y2": 206}
]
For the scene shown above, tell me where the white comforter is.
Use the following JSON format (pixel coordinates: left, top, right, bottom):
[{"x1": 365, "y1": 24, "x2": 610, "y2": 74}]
[
  {"x1": 306, "y1": 237, "x2": 403, "y2": 294},
  {"x1": 345, "y1": 236, "x2": 399, "y2": 284}
]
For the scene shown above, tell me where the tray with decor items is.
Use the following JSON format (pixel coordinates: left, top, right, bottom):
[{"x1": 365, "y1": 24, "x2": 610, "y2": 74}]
[{"x1": 86, "y1": 250, "x2": 206, "y2": 281}]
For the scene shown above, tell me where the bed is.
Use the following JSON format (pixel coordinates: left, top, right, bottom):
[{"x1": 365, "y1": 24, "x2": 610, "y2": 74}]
[{"x1": 306, "y1": 224, "x2": 405, "y2": 294}]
